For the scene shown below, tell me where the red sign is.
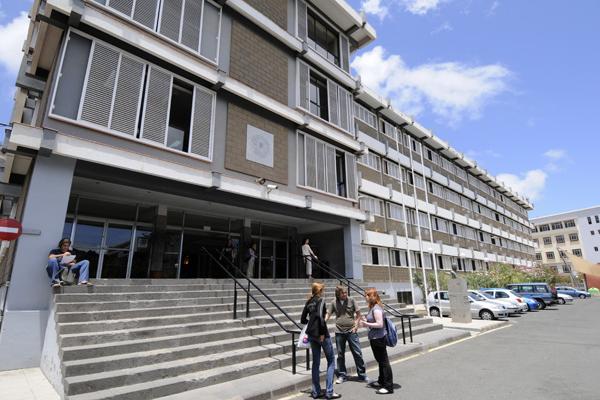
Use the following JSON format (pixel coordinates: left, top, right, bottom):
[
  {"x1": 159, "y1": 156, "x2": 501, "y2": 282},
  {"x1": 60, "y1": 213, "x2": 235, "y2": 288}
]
[{"x1": 0, "y1": 218, "x2": 22, "y2": 241}]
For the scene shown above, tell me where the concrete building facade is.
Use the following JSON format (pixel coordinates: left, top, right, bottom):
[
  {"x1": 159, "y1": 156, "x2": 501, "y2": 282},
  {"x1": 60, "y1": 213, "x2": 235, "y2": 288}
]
[
  {"x1": 531, "y1": 206, "x2": 600, "y2": 276},
  {"x1": 0, "y1": 0, "x2": 534, "y2": 370}
]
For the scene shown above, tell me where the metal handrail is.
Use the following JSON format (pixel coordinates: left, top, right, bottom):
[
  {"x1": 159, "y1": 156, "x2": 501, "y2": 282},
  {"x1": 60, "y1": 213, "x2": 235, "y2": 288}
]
[
  {"x1": 200, "y1": 247, "x2": 309, "y2": 373},
  {"x1": 302, "y1": 254, "x2": 419, "y2": 344}
]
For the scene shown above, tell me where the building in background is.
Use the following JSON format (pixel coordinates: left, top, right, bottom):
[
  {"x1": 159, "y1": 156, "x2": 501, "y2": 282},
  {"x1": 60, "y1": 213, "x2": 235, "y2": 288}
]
[
  {"x1": 531, "y1": 206, "x2": 600, "y2": 286},
  {"x1": 0, "y1": 0, "x2": 533, "y2": 370}
]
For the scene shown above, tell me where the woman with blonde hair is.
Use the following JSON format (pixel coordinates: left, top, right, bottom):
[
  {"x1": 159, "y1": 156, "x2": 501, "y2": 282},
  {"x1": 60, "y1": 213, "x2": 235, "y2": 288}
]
[
  {"x1": 360, "y1": 288, "x2": 394, "y2": 394},
  {"x1": 300, "y1": 282, "x2": 341, "y2": 399}
]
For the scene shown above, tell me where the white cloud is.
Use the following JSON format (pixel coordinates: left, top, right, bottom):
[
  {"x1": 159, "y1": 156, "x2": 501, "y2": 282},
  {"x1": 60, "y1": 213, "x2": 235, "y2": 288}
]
[
  {"x1": 361, "y1": 0, "x2": 389, "y2": 19},
  {"x1": 496, "y1": 169, "x2": 547, "y2": 202},
  {"x1": 352, "y1": 46, "x2": 511, "y2": 124},
  {"x1": 431, "y1": 21, "x2": 453, "y2": 35},
  {"x1": 487, "y1": 0, "x2": 500, "y2": 16},
  {"x1": 543, "y1": 149, "x2": 566, "y2": 160},
  {"x1": 0, "y1": 12, "x2": 29, "y2": 74},
  {"x1": 402, "y1": 0, "x2": 442, "y2": 15}
]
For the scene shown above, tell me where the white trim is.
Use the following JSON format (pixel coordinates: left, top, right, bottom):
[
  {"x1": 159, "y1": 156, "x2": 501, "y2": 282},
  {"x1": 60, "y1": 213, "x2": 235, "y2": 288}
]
[
  {"x1": 77, "y1": 39, "x2": 95, "y2": 121},
  {"x1": 107, "y1": 52, "x2": 122, "y2": 128}
]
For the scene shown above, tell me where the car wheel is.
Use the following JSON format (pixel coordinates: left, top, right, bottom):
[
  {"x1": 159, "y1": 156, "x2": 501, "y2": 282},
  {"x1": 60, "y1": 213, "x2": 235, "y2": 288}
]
[
  {"x1": 430, "y1": 307, "x2": 440, "y2": 317},
  {"x1": 527, "y1": 303, "x2": 532, "y2": 311},
  {"x1": 579, "y1": 294, "x2": 587, "y2": 299},
  {"x1": 480, "y1": 310, "x2": 494, "y2": 320},
  {"x1": 558, "y1": 298, "x2": 566, "y2": 305},
  {"x1": 536, "y1": 299, "x2": 546, "y2": 310}
]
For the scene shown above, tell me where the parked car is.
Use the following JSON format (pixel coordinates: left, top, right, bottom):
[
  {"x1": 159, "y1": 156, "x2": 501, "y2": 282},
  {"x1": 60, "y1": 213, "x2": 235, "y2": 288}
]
[
  {"x1": 556, "y1": 286, "x2": 591, "y2": 299},
  {"x1": 427, "y1": 291, "x2": 509, "y2": 320},
  {"x1": 479, "y1": 288, "x2": 530, "y2": 313},
  {"x1": 468, "y1": 290, "x2": 521, "y2": 315},
  {"x1": 556, "y1": 292, "x2": 574, "y2": 305},
  {"x1": 520, "y1": 296, "x2": 540, "y2": 311},
  {"x1": 505, "y1": 283, "x2": 558, "y2": 309}
]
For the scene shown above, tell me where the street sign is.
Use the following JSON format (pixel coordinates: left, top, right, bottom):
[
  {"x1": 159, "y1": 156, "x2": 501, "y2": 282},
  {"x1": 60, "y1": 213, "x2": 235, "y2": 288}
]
[{"x1": 0, "y1": 218, "x2": 22, "y2": 241}]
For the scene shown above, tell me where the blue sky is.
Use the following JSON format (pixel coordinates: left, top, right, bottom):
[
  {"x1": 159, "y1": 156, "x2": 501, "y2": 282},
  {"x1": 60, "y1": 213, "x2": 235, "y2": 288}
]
[{"x1": 0, "y1": 0, "x2": 598, "y2": 217}]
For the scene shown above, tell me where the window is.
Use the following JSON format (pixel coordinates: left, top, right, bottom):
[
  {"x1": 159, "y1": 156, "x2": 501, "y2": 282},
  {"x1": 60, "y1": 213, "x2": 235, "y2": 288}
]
[
  {"x1": 94, "y1": 0, "x2": 222, "y2": 62},
  {"x1": 588, "y1": 216, "x2": 592, "y2": 225},
  {"x1": 432, "y1": 217, "x2": 449, "y2": 233},
  {"x1": 309, "y1": 73, "x2": 329, "y2": 120},
  {"x1": 595, "y1": 247, "x2": 598, "y2": 252},
  {"x1": 391, "y1": 249, "x2": 408, "y2": 266},
  {"x1": 51, "y1": 31, "x2": 215, "y2": 160},
  {"x1": 546, "y1": 252, "x2": 555, "y2": 260},
  {"x1": 596, "y1": 215, "x2": 600, "y2": 223},
  {"x1": 380, "y1": 119, "x2": 396, "y2": 139},
  {"x1": 354, "y1": 102, "x2": 377, "y2": 128},
  {"x1": 446, "y1": 190, "x2": 460, "y2": 205},
  {"x1": 298, "y1": 133, "x2": 356, "y2": 199},
  {"x1": 401, "y1": 167, "x2": 414, "y2": 185},
  {"x1": 533, "y1": 238, "x2": 539, "y2": 246},
  {"x1": 564, "y1": 220, "x2": 576, "y2": 228},
  {"x1": 535, "y1": 253, "x2": 542, "y2": 261},
  {"x1": 418, "y1": 211, "x2": 430, "y2": 229},
  {"x1": 359, "y1": 152, "x2": 381, "y2": 171},
  {"x1": 413, "y1": 173, "x2": 425, "y2": 190},
  {"x1": 554, "y1": 235, "x2": 564, "y2": 244},
  {"x1": 539, "y1": 224, "x2": 550, "y2": 232},
  {"x1": 360, "y1": 196, "x2": 383, "y2": 216},
  {"x1": 428, "y1": 181, "x2": 445, "y2": 198},
  {"x1": 387, "y1": 203, "x2": 404, "y2": 221},
  {"x1": 551, "y1": 222, "x2": 563, "y2": 230},
  {"x1": 591, "y1": 231, "x2": 595, "y2": 236},
  {"x1": 307, "y1": 9, "x2": 340, "y2": 66},
  {"x1": 572, "y1": 248, "x2": 582, "y2": 257},
  {"x1": 406, "y1": 208, "x2": 417, "y2": 225},
  {"x1": 383, "y1": 160, "x2": 401, "y2": 180},
  {"x1": 569, "y1": 233, "x2": 579, "y2": 241}
]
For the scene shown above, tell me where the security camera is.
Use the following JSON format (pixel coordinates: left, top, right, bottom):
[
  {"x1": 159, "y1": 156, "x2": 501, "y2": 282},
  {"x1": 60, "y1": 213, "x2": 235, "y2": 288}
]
[
  {"x1": 266, "y1": 184, "x2": 278, "y2": 191},
  {"x1": 255, "y1": 177, "x2": 266, "y2": 185}
]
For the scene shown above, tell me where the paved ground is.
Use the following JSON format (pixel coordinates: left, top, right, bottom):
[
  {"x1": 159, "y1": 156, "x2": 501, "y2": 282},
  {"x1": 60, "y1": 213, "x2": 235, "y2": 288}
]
[
  {"x1": 285, "y1": 298, "x2": 600, "y2": 400},
  {"x1": 0, "y1": 368, "x2": 59, "y2": 400}
]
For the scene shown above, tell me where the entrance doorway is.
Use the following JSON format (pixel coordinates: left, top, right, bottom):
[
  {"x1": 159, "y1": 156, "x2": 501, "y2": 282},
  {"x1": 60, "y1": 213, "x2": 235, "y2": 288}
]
[
  {"x1": 179, "y1": 231, "x2": 236, "y2": 278},
  {"x1": 259, "y1": 239, "x2": 288, "y2": 279}
]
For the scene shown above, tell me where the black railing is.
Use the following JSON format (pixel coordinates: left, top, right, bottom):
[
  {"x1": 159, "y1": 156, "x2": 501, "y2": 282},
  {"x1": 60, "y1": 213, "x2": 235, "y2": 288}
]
[
  {"x1": 200, "y1": 247, "x2": 309, "y2": 374},
  {"x1": 302, "y1": 254, "x2": 419, "y2": 344}
]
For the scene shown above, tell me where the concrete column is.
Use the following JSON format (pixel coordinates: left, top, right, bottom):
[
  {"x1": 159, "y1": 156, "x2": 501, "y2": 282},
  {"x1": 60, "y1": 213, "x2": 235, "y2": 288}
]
[
  {"x1": 344, "y1": 220, "x2": 363, "y2": 280},
  {"x1": 149, "y1": 205, "x2": 167, "y2": 278},
  {"x1": 0, "y1": 155, "x2": 75, "y2": 370}
]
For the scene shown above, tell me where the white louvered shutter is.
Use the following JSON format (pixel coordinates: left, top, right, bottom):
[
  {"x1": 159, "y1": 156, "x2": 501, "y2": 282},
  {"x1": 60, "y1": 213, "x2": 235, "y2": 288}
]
[
  {"x1": 345, "y1": 153, "x2": 357, "y2": 199},
  {"x1": 316, "y1": 141, "x2": 326, "y2": 191},
  {"x1": 305, "y1": 136, "x2": 317, "y2": 188},
  {"x1": 346, "y1": 91, "x2": 355, "y2": 135},
  {"x1": 298, "y1": 61, "x2": 310, "y2": 109},
  {"x1": 338, "y1": 86, "x2": 349, "y2": 132},
  {"x1": 80, "y1": 43, "x2": 119, "y2": 128},
  {"x1": 133, "y1": 0, "x2": 159, "y2": 29},
  {"x1": 110, "y1": 55, "x2": 145, "y2": 135},
  {"x1": 189, "y1": 87, "x2": 214, "y2": 159},
  {"x1": 141, "y1": 66, "x2": 171, "y2": 144},
  {"x1": 159, "y1": 0, "x2": 183, "y2": 42},
  {"x1": 181, "y1": 0, "x2": 202, "y2": 51},
  {"x1": 108, "y1": 0, "x2": 134, "y2": 17},
  {"x1": 327, "y1": 80, "x2": 339, "y2": 126},
  {"x1": 340, "y1": 35, "x2": 350, "y2": 72},
  {"x1": 297, "y1": 0, "x2": 307, "y2": 41},
  {"x1": 325, "y1": 145, "x2": 336, "y2": 195}
]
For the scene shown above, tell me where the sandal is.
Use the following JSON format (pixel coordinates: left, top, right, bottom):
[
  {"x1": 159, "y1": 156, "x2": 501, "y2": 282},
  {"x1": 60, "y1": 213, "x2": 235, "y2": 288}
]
[{"x1": 78, "y1": 281, "x2": 93, "y2": 286}]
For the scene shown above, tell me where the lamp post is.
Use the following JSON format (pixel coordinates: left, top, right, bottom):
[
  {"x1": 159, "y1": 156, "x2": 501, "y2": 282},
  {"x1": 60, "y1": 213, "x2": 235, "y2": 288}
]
[{"x1": 428, "y1": 246, "x2": 441, "y2": 297}]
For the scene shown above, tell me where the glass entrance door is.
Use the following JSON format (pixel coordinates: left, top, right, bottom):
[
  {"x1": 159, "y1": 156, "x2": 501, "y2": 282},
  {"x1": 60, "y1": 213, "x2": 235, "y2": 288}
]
[
  {"x1": 259, "y1": 239, "x2": 288, "y2": 279},
  {"x1": 100, "y1": 223, "x2": 132, "y2": 278},
  {"x1": 72, "y1": 220, "x2": 104, "y2": 279}
]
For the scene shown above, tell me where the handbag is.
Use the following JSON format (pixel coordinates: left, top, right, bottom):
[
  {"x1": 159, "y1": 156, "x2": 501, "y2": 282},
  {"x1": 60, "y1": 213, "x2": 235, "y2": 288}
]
[
  {"x1": 60, "y1": 266, "x2": 77, "y2": 285},
  {"x1": 297, "y1": 324, "x2": 311, "y2": 349}
]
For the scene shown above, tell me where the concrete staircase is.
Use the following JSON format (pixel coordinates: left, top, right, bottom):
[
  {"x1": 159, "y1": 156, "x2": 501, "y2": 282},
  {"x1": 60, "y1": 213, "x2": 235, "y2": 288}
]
[{"x1": 49, "y1": 279, "x2": 441, "y2": 399}]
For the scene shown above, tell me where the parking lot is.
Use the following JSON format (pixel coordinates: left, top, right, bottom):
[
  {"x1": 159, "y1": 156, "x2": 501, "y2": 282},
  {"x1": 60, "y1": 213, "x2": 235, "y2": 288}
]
[{"x1": 328, "y1": 298, "x2": 600, "y2": 400}]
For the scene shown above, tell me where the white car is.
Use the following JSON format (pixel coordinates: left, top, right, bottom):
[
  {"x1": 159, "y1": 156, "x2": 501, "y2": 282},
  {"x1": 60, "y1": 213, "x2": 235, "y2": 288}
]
[
  {"x1": 468, "y1": 290, "x2": 521, "y2": 315},
  {"x1": 480, "y1": 288, "x2": 530, "y2": 313},
  {"x1": 557, "y1": 292, "x2": 574, "y2": 305},
  {"x1": 427, "y1": 291, "x2": 509, "y2": 320}
]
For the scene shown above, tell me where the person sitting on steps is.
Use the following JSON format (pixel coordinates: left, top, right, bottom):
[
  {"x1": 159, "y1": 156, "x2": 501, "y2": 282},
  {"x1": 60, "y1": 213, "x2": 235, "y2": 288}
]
[{"x1": 46, "y1": 238, "x2": 91, "y2": 287}]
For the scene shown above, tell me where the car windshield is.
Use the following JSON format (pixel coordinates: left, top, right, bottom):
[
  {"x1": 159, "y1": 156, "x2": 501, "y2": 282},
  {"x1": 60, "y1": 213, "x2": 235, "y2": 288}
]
[
  {"x1": 470, "y1": 292, "x2": 486, "y2": 301},
  {"x1": 481, "y1": 292, "x2": 494, "y2": 299},
  {"x1": 467, "y1": 294, "x2": 479, "y2": 301}
]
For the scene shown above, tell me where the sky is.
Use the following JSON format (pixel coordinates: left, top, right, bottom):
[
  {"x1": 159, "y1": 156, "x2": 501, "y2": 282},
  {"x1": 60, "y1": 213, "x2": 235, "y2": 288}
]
[{"x1": 0, "y1": 0, "x2": 598, "y2": 218}]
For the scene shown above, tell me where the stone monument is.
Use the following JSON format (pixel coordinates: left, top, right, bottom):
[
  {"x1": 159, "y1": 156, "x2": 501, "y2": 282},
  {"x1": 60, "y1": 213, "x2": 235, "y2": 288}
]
[{"x1": 448, "y1": 275, "x2": 472, "y2": 323}]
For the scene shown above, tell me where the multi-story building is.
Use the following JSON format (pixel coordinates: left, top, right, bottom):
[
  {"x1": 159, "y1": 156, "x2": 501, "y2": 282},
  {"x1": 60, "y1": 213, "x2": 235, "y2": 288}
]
[
  {"x1": 0, "y1": 0, "x2": 534, "y2": 370},
  {"x1": 531, "y1": 206, "x2": 600, "y2": 275}
]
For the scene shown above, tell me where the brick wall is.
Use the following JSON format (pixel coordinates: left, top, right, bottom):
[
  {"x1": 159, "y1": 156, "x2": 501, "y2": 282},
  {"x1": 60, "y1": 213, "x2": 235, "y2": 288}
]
[
  {"x1": 225, "y1": 103, "x2": 288, "y2": 184},
  {"x1": 363, "y1": 266, "x2": 411, "y2": 282},
  {"x1": 229, "y1": 20, "x2": 288, "y2": 105},
  {"x1": 243, "y1": 0, "x2": 287, "y2": 30}
]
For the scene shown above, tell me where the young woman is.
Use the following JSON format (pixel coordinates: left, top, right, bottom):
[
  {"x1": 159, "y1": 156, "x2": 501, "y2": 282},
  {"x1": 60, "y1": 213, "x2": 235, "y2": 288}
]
[
  {"x1": 360, "y1": 288, "x2": 394, "y2": 394},
  {"x1": 301, "y1": 238, "x2": 317, "y2": 279},
  {"x1": 300, "y1": 282, "x2": 341, "y2": 399}
]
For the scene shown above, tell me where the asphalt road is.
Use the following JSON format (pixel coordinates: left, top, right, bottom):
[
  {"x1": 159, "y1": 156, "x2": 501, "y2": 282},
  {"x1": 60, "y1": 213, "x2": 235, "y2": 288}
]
[{"x1": 312, "y1": 298, "x2": 600, "y2": 400}]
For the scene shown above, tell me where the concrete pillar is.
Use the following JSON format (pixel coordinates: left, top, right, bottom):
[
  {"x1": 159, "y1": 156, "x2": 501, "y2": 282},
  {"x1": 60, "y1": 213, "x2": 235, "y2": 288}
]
[
  {"x1": 149, "y1": 205, "x2": 167, "y2": 278},
  {"x1": 344, "y1": 220, "x2": 363, "y2": 280},
  {"x1": 0, "y1": 155, "x2": 75, "y2": 370}
]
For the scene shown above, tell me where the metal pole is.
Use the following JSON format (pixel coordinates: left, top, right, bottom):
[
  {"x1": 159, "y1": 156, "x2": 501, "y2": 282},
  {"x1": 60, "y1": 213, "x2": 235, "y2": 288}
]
[
  {"x1": 306, "y1": 348, "x2": 310, "y2": 370},
  {"x1": 233, "y1": 282, "x2": 238, "y2": 320},
  {"x1": 246, "y1": 279, "x2": 251, "y2": 318},
  {"x1": 292, "y1": 333, "x2": 297, "y2": 375}
]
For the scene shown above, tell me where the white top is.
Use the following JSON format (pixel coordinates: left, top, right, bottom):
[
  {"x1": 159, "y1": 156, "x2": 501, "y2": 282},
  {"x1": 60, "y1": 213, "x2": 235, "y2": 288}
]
[{"x1": 302, "y1": 244, "x2": 314, "y2": 257}]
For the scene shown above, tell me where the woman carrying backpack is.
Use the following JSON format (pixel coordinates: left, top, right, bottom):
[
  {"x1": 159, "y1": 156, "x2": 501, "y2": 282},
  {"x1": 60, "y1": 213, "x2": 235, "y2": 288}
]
[
  {"x1": 360, "y1": 288, "x2": 394, "y2": 395},
  {"x1": 300, "y1": 282, "x2": 341, "y2": 399}
]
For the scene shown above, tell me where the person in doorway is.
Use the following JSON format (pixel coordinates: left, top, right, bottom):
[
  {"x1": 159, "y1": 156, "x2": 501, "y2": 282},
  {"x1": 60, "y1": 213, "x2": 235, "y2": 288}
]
[
  {"x1": 46, "y1": 238, "x2": 91, "y2": 287},
  {"x1": 326, "y1": 285, "x2": 368, "y2": 384},
  {"x1": 359, "y1": 288, "x2": 394, "y2": 395},
  {"x1": 245, "y1": 242, "x2": 257, "y2": 278},
  {"x1": 302, "y1": 238, "x2": 317, "y2": 280},
  {"x1": 300, "y1": 282, "x2": 341, "y2": 399}
]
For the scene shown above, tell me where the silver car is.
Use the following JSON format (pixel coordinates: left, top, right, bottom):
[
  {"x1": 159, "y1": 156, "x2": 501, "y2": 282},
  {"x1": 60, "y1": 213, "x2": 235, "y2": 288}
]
[
  {"x1": 469, "y1": 290, "x2": 522, "y2": 315},
  {"x1": 427, "y1": 291, "x2": 509, "y2": 320}
]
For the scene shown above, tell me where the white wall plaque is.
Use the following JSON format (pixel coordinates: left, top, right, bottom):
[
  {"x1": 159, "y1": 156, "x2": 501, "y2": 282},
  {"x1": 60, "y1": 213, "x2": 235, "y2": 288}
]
[{"x1": 246, "y1": 125, "x2": 274, "y2": 168}]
